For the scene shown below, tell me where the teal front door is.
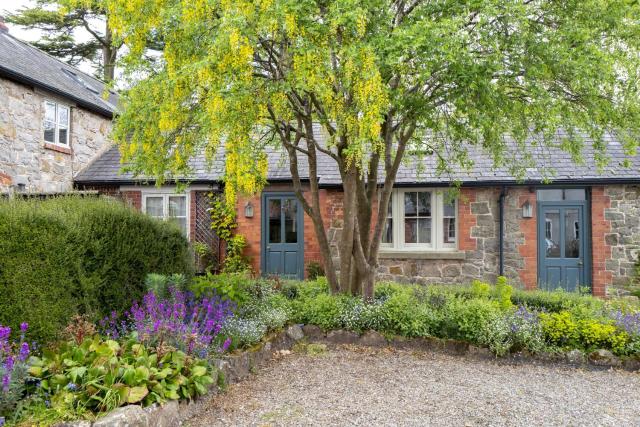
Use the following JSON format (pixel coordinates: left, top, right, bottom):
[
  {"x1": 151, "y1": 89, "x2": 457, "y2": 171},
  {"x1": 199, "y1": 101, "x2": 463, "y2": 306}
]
[
  {"x1": 537, "y1": 203, "x2": 588, "y2": 291},
  {"x1": 261, "y1": 193, "x2": 304, "y2": 279}
]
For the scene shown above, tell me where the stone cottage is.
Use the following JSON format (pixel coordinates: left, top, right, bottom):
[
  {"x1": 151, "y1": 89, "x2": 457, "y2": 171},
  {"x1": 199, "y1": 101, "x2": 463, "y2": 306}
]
[
  {"x1": 75, "y1": 124, "x2": 640, "y2": 298},
  {"x1": 0, "y1": 25, "x2": 116, "y2": 194}
]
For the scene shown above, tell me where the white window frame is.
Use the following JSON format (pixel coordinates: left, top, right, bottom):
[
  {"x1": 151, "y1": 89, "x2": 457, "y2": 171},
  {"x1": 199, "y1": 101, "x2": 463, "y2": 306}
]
[
  {"x1": 142, "y1": 192, "x2": 190, "y2": 239},
  {"x1": 381, "y1": 188, "x2": 458, "y2": 252},
  {"x1": 44, "y1": 100, "x2": 70, "y2": 146}
]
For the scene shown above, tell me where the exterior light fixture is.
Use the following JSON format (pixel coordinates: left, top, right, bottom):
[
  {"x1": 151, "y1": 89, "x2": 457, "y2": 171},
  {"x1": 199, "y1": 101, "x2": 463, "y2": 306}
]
[
  {"x1": 522, "y1": 200, "x2": 533, "y2": 218},
  {"x1": 244, "y1": 201, "x2": 254, "y2": 218}
]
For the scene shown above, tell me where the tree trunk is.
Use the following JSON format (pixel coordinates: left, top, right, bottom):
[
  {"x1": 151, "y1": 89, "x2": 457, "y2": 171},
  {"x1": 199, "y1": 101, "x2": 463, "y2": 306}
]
[{"x1": 102, "y1": 23, "x2": 116, "y2": 83}]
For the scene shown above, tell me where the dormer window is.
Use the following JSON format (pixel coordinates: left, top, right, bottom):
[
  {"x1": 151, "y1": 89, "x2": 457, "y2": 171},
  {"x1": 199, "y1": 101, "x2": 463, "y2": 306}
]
[{"x1": 44, "y1": 101, "x2": 70, "y2": 146}]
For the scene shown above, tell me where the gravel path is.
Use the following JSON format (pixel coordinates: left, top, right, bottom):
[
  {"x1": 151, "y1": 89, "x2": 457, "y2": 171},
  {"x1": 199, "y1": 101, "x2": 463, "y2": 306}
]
[{"x1": 188, "y1": 345, "x2": 640, "y2": 426}]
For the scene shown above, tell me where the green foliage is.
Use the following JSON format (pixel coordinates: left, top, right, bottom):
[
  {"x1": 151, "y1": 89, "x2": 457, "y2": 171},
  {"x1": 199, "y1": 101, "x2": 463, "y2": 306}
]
[
  {"x1": 26, "y1": 336, "x2": 213, "y2": 421},
  {"x1": 471, "y1": 280, "x2": 491, "y2": 299},
  {"x1": 440, "y1": 298, "x2": 502, "y2": 343},
  {"x1": 539, "y1": 311, "x2": 629, "y2": 354},
  {"x1": 511, "y1": 288, "x2": 605, "y2": 313},
  {"x1": 0, "y1": 196, "x2": 193, "y2": 344},
  {"x1": 191, "y1": 272, "x2": 253, "y2": 305},
  {"x1": 223, "y1": 235, "x2": 250, "y2": 274},
  {"x1": 493, "y1": 276, "x2": 513, "y2": 311},
  {"x1": 207, "y1": 196, "x2": 250, "y2": 273},
  {"x1": 145, "y1": 273, "x2": 188, "y2": 298},
  {"x1": 305, "y1": 262, "x2": 325, "y2": 281}
]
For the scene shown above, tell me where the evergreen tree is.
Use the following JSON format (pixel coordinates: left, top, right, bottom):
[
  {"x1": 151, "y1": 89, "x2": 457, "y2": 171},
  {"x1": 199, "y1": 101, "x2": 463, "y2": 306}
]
[{"x1": 5, "y1": 0, "x2": 118, "y2": 82}]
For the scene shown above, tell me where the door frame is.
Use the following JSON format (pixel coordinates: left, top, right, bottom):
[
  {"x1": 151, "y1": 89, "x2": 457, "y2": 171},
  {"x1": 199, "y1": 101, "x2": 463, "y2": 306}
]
[
  {"x1": 536, "y1": 198, "x2": 591, "y2": 292},
  {"x1": 260, "y1": 192, "x2": 305, "y2": 280}
]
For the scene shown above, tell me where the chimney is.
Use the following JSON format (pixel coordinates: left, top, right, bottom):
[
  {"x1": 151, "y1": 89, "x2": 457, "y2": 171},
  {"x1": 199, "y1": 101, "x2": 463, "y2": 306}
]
[{"x1": 0, "y1": 16, "x2": 8, "y2": 34}]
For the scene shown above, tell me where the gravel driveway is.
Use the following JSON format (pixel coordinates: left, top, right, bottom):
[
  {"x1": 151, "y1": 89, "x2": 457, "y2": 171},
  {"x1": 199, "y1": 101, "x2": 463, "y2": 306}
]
[{"x1": 188, "y1": 345, "x2": 640, "y2": 426}]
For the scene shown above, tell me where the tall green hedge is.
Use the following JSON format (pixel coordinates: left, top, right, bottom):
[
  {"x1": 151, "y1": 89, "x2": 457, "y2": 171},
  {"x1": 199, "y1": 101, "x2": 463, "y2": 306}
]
[{"x1": 0, "y1": 196, "x2": 194, "y2": 343}]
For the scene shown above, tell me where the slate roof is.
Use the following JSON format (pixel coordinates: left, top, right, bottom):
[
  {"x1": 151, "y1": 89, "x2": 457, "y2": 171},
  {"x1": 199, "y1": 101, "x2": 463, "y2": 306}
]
[
  {"x1": 0, "y1": 31, "x2": 117, "y2": 118},
  {"x1": 75, "y1": 125, "x2": 640, "y2": 186}
]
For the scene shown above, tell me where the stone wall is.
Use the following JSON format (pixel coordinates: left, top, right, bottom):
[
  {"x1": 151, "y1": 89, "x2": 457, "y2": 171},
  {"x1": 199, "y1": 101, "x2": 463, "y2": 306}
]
[
  {"x1": 601, "y1": 185, "x2": 640, "y2": 296},
  {"x1": 359, "y1": 187, "x2": 534, "y2": 288},
  {"x1": 0, "y1": 77, "x2": 112, "y2": 193}
]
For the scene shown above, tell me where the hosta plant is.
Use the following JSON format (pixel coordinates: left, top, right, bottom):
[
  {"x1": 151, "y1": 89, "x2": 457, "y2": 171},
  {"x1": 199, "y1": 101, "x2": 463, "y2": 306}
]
[{"x1": 28, "y1": 336, "x2": 214, "y2": 415}]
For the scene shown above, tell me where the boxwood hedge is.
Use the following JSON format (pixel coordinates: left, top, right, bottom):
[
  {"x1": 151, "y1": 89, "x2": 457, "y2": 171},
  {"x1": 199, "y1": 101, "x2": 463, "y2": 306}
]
[{"x1": 0, "y1": 195, "x2": 194, "y2": 343}]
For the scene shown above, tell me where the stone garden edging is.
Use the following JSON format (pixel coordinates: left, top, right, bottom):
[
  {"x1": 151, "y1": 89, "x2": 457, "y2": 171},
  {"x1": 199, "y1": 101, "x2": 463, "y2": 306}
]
[
  {"x1": 59, "y1": 324, "x2": 639, "y2": 426},
  {"x1": 301, "y1": 325, "x2": 640, "y2": 372}
]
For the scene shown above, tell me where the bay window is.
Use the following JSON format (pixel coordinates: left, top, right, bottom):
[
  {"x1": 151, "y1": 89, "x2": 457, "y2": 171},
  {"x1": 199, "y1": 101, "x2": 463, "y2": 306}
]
[
  {"x1": 143, "y1": 193, "x2": 189, "y2": 237},
  {"x1": 381, "y1": 189, "x2": 457, "y2": 251}
]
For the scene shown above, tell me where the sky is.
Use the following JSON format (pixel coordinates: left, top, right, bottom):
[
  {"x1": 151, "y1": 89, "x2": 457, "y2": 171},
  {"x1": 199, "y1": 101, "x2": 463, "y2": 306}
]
[{"x1": 1, "y1": 0, "x2": 99, "y2": 76}]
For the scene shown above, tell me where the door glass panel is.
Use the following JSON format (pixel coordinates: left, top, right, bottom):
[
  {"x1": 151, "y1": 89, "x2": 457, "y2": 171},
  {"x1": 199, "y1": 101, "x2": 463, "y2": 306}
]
[
  {"x1": 283, "y1": 199, "x2": 298, "y2": 243},
  {"x1": 268, "y1": 199, "x2": 282, "y2": 243},
  {"x1": 146, "y1": 197, "x2": 164, "y2": 218},
  {"x1": 544, "y1": 209, "x2": 561, "y2": 258},
  {"x1": 564, "y1": 189, "x2": 586, "y2": 201},
  {"x1": 564, "y1": 209, "x2": 580, "y2": 258}
]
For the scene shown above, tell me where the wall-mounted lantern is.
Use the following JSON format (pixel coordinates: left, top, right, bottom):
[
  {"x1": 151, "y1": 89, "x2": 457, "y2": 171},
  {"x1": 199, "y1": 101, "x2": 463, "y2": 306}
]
[
  {"x1": 244, "y1": 201, "x2": 254, "y2": 218},
  {"x1": 522, "y1": 200, "x2": 533, "y2": 218}
]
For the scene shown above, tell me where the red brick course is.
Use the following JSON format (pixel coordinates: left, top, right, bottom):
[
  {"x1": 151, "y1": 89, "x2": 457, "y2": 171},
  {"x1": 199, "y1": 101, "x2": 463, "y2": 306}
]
[
  {"x1": 121, "y1": 190, "x2": 141, "y2": 210},
  {"x1": 458, "y1": 188, "x2": 477, "y2": 251},
  {"x1": 590, "y1": 186, "x2": 612, "y2": 297},
  {"x1": 516, "y1": 190, "x2": 537, "y2": 290}
]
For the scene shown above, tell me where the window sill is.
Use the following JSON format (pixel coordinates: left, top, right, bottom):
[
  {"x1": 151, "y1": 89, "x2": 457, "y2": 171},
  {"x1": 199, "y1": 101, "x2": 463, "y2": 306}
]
[
  {"x1": 44, "y1": 143, "x2": 72, "y2": 155},
  {"x1": 378, "y1": 250, "x2": 466, "y2": 260}
]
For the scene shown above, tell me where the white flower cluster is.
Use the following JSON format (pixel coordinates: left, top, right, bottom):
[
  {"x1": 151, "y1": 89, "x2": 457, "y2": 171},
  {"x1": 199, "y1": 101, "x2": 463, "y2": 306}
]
[{"x1": 221, "y1": 317, "x2": 267, "y2": 347}]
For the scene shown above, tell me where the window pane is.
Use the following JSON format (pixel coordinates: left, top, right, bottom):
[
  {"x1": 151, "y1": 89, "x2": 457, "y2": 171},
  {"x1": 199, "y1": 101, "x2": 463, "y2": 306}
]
[
  {"x1": 58, "y1": 128, "x2": 68, "y2": 145},
  {"x1": 417, "y1": 192, "x2": 431, "y2": 216},
  {"x1": 168, "y1": 196, "x2": 186, "y2": 217},
  {"x1": 382, "y1": 218, "x2": 393, "y2": 244},
  {"x1": 444, "y1": 217, "x2": 456, "y2": 244},
  {"x1": 443, "y1": 201, "x2": 456, "y2": 217},
  {"x1": 44, "y1": 121, "x2": 55, "y2": 142},
  {"x1": 58, "y1": 105, "x2": 69, "y2": 127},
  {"x1": 404, "y1": 192, "x2": 417, "y2": 217},
  {"x1": 537, "y1": 189, "x2": 563, "y2": 201},
  {"x1": 417, "y1": 218, "x2": 431, "y2": 244},
  {"x1": 404, "y1": 218, "x2": 417, "y2": 243},
  {"x1": 146, "y1": 197, "x2": 164, "y2": 217},
  {"x1": 564, "y1": 189, "x2": 586, "y2": 201},
  {"x1": 283, "y1": 199, "x2": 298, "y2": 243},
  {"x1": 565, "y1": 209, "x2": 580, "y2": 258},
  {"x1": 268, "y1": 199, "x2": 282, "y2": 243},
  {"x1": 45, "y1": 102, "x2": 56, "y2": 122},
  {"x1": 544, "y1": 209, "x2": 560, "y2": 258}
]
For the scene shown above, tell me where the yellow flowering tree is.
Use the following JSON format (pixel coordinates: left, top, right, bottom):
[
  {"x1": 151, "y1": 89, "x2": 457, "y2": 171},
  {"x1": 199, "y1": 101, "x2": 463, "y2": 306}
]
[{"x1": 107, "y1": 0, "x2": 640, "y2": 298}]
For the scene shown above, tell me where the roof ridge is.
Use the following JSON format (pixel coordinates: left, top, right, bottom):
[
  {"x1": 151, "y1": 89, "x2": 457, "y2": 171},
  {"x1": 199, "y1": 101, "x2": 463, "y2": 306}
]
[{"x1": 0, "y1": 31, "x2": 110, "y2": 88}]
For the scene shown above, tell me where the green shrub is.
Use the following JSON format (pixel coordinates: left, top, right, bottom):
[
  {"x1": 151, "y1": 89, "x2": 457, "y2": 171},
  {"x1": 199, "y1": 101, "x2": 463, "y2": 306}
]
[
  {"x1": 191, "y1": 272, "x2": 253, "y2": 305},
  {"x1": 539, "y1": 310, "x2": 629, "y2": 354},
  {"x1": 0, "y1": 196, "x2": 193, "y2": 343},
  {"x1": 511, "y1": 288, "x2": 604, "y2": 313},
  {"x1": 439, "y1": 298, "x2": 502, "y2": 343},
  {"x1": 305, "y1": 261, "x2": 325, "y2": 280}
]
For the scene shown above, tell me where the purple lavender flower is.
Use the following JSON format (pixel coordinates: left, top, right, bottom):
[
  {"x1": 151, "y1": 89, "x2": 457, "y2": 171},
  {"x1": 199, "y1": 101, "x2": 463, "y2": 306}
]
[
  {"x1": 98, "y1": 287, "x2": 234, "y2": 358},
  {"x1": 611, "y1": 311, "x2": 640, "y2": 336},
  {"x1": 18, "y1": 342, "x2": 29, "y2": 362},
  {"x1": 1, "y1": 375, "x2": 9, "y2": 392},
  {"x1": 0, "y1": 416, "x2": 5, "y2": 426},
  {"x1": 19, "y1": 323, "x2": 28, "y2": 333}
]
